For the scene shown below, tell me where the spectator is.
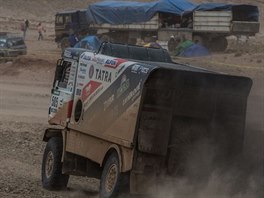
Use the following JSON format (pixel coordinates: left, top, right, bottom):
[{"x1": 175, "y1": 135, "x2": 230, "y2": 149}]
[
  {"x1": 144, "y1": 36, "x2": 162, "y2": 49},
  {"x1": 24, "y1": 19, "x2": 29, "y2": 39},
  {"x1": 68, "y1": 30, "x2": 79, "y2": 47},
  {"x1": 37, "y1": 22, "x2": 45, "y2": 41},
  {"x1": 21, "y1": 19, "x2": 30, "y2": 39}
]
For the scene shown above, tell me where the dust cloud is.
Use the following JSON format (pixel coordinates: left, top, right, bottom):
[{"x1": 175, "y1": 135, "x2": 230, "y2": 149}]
[{"x1": 153, "y1": 137, "x2": 263, "y2": 198}]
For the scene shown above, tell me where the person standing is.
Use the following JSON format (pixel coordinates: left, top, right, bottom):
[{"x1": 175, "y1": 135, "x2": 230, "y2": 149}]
[
  {"x1": 21, "y1": 19, "x2": 29, "y2": 39},
  {"x1": 68, "y1": 31, "x2": 79, "y2": 47},
  {"x1": 37, "y1": 22, "x2": 45, "y2": 41},
  {"x1": 24, "y1": 19, "x2": 29, "y2": 39}
]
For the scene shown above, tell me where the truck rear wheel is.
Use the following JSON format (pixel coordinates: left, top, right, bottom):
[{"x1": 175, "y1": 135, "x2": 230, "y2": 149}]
[
  {"x1": 193, "y1": 35, "x2": 206, "y2": 46},
  {"x1": 100, "y1": 152, "x2": 125, "y2": 198},
  {"x1": 41, "y1": 137, "x2": 69, "y2": 190},
  {"x1": 210, "y1": 37, "x2": 228, "y2": 52}
]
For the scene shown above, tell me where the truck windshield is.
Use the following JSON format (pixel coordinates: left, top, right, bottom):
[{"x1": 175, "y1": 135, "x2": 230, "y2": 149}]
[{"x1": 55, "y1": 15, "x2": 63, "y2": 24}]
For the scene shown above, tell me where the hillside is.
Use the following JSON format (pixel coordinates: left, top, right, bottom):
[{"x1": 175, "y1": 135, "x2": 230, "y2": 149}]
[{"x1": 0, "y1": 0, "x2": 97, "y2": 22}]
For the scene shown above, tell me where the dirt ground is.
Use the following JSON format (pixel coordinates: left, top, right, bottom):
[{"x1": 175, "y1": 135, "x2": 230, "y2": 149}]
[{"x1": 0, "y1": 0, "x2": 263, "y2": 198}]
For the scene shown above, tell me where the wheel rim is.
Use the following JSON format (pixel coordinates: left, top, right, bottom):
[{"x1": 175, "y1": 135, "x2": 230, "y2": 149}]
[
  {"x1": 105, "y1": 164, "x2": 118, "y2": 193},
  {"x1": 45, "y1": 151, "x2": 54, "y2": 178}
]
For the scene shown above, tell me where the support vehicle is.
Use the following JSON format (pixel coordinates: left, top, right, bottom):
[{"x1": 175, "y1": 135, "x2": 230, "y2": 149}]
[
  {"x1": 41, "y1": 43, "x2": 252, "y2": 197},
  {"x1": 0, "y1": 34, "x2": 27, "y2": 58},
  {"x1": 55, "y1": 0, "x2": 260, "y2": 51}
]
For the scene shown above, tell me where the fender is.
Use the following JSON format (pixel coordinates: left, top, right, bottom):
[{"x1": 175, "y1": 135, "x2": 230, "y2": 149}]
[
  {"x1": 43, "y1": 128, "x2": 67, "y2": 162},
  {"x1": 42, "y1": 128, "x2": 63, "y2": 142},
  {"x1": 102, "y1": 144, "x2": 122, "y2": 172}
]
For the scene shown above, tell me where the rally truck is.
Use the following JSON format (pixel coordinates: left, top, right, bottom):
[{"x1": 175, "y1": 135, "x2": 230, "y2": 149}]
[
  {"x1": 55, "y1": 0, "x2": 260, "y2": 51},
  {"x1": 41, "y1": 43, "x2": 252, "y2": 197}
]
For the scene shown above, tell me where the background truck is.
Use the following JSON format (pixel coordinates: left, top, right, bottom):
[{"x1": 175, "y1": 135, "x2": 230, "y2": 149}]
[
  {"x1": 55, "y1": 0, "x2": 260, "y2": 51},
  {"x1": 41, "y1": 42, "x2": 252, "y2": 197}
]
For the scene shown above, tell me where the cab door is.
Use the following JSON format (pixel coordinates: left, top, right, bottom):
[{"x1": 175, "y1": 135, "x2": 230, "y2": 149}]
[{"x1": 48, "y1": 58, "x2": 78, "y2": 126}]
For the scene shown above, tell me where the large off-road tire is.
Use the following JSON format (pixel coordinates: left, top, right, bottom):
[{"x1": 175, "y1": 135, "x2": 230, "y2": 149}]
[
  {"x1": 210, "y1": 37, "x2": 228, "y2": 52},
  {"x1": 41, "y1": 137, "x2": 69, "y2": 190},
  {"x1": 100, "y1": 152, "x2": 125, "y2": 198},
  {"x1": 193, "y1": 35, "x2": 206, "y2": 46}
]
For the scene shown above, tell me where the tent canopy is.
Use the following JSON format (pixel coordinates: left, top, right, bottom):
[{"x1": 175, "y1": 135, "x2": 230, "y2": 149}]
[{"x1": 74, "y1": 35, "x2": 102, "y2": 52}]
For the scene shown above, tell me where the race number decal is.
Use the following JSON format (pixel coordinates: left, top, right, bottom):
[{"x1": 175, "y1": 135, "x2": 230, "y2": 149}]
[{"x1": 51, "y1": 95, "x2": 58, "y2": 108}]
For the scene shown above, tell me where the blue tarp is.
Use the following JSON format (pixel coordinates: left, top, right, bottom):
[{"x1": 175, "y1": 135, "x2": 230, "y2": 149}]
[
  {"x1": 179, "y1": 44, "x2": 210, "y2": 57},
  {"x1": 74, "y1": 35, "x2": 101, "y2": 52},
  {"x1": 86, "y1": 0, "x2": 259, "y2": 25},
  {"x1": 86, "y1": 0, "x2": 196, "y2": 24}
]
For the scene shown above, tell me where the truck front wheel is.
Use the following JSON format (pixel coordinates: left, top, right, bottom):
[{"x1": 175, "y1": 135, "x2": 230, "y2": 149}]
[
  {"x1": 41, "y1": 137, "x2": 69, "y2": 190},
  {"x1": 100, "y1": 152, "x2": 125, "y2": 198}
]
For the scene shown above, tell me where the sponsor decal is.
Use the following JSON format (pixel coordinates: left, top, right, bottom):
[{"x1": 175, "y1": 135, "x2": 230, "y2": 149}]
[
  {"x1": 95, "y1": 57, "x2": 105, "y2": 64},
  {"x1": 105, "y1": 58, "x2": 127, "y2": 69},
  {"x1": 77, "y1": 83, "x2": 84, "y2": 87},
  {"x1": 122, "y1": 81, "x2": 141, "y2": 106},
  {"x1": 67, "y1": 81, "x2": 74, "y2": 87},
  {"x1": 76, "y1": 89, "x2": 82, "y2": 96},
  {"x1": 141, "y1": 66, "x2": 150, "y2": 74},
  {"x1": 116, "y1": 75, "x2": 130, "y2": 98},
  {"x1": 80, "y1": 53, "x2": 92, "y2": 61},
  {"x1": 89, "y1": 65, "x2": 94, "y2": 78},
  {"x1": 51, "y1": 95, "x2": 59, "y2": 108},
  {"x1": 50, "y1": 107, "x2": 57, "y2": 113},
  {"x1": 95, "y1": 69, "x2": 112, "y2": 83},
  {"x1": 131, "y1": 64, "x2": 141, "y2": 74},
  {"x1": 131, "y1": 64, "x2": 150, "y2": 74},
  {"x1": 80, "y1": 67, "x2": 87, "y2": 75},
  {"x1": 82, "y1": 81, "x2": 102, "y2": 101},
  {"x1": 78, "y1": 75, "x2": 85, "y2": 80},
  {"x1": 105, "y1": 59, "x2": 117, "y2": 68},
  {"x1": 103, "y1": 94, "x2": 115, "y2": 111},
  {"x1": 80, "y1": 63, "x2": 87, "y2": 67},
  {"x1": 52, "y1": 90, "x2": 60, "y2": 96},
  {"x1": 64, "y1": 50, "x2": 72, "y2": 58},
  {"x1": 59, "y1": 98, "x2": 64, "y2": 106}
]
